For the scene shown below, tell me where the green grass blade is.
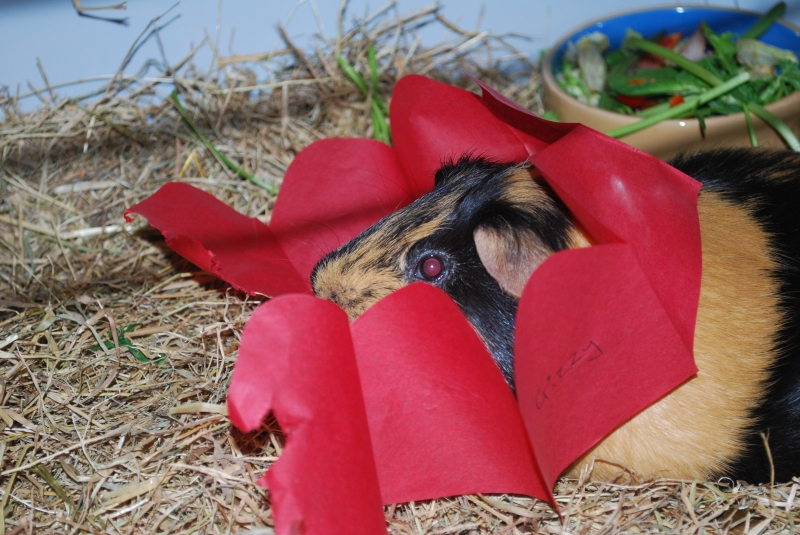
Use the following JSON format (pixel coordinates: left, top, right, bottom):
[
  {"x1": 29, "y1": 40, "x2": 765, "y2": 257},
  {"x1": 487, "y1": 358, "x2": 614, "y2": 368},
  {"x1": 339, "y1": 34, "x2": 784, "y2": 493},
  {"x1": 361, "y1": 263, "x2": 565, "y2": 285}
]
[
  {"x1": 371, "y1": 100, "x2": 391, "y2": 144},
  {"x1": 170, "y1": 91, "x2": 276, "y2": 194},
  {"x1": 337, "y1": 52, "x2": 391, "y2": 145},
  {"x1": 31, "y1": 464, "x2": 77, "y2": 515},
  {"x1": 370, "y1": 102, "x2": 384, "y2": 141},
  {"x1": 368, "y1": 45, "x2": 379, "y2": 95},
  {"x1": 368, "y1": 47, "x2": 390, "y2": 116},
  {"x1": 336, "y1": 55, "x2": 369, "y2": 95},
  {"x1": 367, "y1": 45, "x2": 390, "y2": 142}
]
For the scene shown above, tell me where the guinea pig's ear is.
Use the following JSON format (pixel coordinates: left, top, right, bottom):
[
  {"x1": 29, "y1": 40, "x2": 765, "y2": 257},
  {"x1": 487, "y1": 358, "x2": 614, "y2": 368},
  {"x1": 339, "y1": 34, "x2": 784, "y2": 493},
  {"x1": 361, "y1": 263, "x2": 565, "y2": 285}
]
[{"x1": 473, "y1": 225, "x2": 551, "y2": 298}]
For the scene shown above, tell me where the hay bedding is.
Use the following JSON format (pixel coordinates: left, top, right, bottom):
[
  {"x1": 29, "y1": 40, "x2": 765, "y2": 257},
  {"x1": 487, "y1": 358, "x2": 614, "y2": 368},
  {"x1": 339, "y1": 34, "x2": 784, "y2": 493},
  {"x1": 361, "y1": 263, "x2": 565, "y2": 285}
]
[{"x1": 0, "y1": 4, "x2": 797, "y2": 534}]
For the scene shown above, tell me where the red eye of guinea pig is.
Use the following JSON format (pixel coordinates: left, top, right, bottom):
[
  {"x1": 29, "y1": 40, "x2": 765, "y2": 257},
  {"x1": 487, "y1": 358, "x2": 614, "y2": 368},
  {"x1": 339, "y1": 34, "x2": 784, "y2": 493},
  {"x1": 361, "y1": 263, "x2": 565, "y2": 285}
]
[{"x1": 419, "y1": 255, "x2": 443, "y2": 280}]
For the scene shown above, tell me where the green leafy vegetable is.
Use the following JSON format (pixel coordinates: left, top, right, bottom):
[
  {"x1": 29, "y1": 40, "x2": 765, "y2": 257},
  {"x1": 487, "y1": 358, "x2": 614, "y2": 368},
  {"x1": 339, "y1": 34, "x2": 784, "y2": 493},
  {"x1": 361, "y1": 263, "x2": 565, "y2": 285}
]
[
  {"x1": 606, "y1": 72, "x2": 751, "y2": 138},
  {"x1": 608, "y1": 67, "x2": 709, "y2": 97},
  {"x1": 625, "y1": 37, "x2": 723, "y2": 86},
  {"x1": 703, "y1": 25, "x2": 739, "y2": 74}
]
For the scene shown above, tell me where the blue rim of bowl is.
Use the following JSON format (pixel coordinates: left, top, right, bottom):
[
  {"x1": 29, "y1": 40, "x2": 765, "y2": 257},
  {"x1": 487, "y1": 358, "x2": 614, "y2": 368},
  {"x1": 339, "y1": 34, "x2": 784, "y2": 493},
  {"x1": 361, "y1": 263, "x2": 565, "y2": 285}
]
[{"x1": 547, "y1": 5, "x2": 800, "y2": 77}]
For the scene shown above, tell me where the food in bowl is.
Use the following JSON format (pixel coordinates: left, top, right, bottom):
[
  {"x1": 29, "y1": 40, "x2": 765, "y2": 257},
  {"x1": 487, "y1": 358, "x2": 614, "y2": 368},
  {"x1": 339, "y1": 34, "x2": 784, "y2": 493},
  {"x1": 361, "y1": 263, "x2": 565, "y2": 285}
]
[{"x1": 542, "y1": 3, "x2": 800, "y2": 158}]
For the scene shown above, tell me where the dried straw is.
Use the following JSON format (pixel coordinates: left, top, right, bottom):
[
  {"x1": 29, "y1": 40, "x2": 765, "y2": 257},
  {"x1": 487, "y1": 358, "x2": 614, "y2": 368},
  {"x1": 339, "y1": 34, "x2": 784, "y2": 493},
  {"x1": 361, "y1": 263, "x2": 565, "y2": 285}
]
[{"x1": 0, "y1": 3, "x2": 797, "y2": 534}]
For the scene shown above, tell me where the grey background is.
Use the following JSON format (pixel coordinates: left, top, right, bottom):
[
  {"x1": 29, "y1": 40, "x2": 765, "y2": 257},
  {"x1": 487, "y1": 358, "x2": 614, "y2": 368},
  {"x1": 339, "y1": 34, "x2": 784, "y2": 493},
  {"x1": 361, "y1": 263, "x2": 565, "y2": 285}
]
[{"x1": 2, "y1": 0, "x2": 799, "y2": 110}]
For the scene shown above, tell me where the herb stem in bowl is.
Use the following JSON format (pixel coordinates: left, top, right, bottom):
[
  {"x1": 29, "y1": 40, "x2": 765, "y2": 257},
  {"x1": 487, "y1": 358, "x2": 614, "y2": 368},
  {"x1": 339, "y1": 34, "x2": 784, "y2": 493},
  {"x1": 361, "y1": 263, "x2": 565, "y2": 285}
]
[
  {"x1": 606, "y1": 72, "x2": 751, "y2": 138},
  {"x1": 625, "y1": 37, "x2": 723, "y2": 86},
  {"x1": 747, "y1": 101, "x2": 800, "y2": 150},
  {"x1": 742, "y1": 1, "x2": 786, "y2": 39},
  {"x1": 742, "y1": 103, "x2": 759, "y2": 146}
]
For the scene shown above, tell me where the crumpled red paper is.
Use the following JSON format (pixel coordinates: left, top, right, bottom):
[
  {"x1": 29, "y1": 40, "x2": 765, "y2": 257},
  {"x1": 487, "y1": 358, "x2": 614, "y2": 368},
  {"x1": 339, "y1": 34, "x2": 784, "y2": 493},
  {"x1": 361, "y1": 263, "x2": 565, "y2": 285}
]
[{"x1": 126, "y1": 74, "x2": 702, "y2": 534}]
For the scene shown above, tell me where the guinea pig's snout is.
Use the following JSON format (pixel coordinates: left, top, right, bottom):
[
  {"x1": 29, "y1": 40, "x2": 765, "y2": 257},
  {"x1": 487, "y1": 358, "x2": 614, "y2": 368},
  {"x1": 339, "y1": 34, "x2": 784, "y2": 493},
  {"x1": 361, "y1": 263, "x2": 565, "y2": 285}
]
[
  {"x1": 311, "y1": 258, "x2": 403, "y2": 321},
  {"x1": 314, "y1": 283, "x2": 370, "y2": 320}
]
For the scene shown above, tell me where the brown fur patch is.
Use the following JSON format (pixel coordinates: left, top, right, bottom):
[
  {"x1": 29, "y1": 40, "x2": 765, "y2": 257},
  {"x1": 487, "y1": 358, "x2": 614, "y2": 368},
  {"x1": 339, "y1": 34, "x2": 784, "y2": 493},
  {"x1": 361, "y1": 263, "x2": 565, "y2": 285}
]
[
  {"x1": 499, "y1": 169, "x2": 552, "y2": 208},
  {"x1": 501, "y1": 169, "x2": 591, "y2": 251},
  {"x1": 567, "y1": 192, "x2": 781, "y2": 480}
]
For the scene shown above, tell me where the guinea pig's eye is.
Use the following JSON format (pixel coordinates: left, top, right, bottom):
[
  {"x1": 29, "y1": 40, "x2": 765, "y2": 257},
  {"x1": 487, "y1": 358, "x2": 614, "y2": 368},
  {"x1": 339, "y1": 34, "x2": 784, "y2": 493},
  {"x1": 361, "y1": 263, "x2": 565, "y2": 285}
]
[{"x1": 418, "y1": 255, "x2": 444, "y2": 281}]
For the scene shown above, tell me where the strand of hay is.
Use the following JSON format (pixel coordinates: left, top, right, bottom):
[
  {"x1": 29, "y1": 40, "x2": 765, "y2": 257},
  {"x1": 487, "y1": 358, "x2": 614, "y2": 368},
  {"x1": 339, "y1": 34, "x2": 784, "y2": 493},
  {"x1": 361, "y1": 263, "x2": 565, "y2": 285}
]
[{"x1": 0, "y1": 3, "x2": 797, "y2": 533}]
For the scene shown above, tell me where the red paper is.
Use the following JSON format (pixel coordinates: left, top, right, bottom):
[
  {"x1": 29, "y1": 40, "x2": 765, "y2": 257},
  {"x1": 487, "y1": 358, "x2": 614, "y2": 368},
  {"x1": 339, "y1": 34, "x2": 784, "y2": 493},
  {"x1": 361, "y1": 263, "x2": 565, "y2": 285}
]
[
  {"x1": 270, "y1": 138, "x2": 417, "y2": 283},
  {"x1": 125, "y1": 182, "x2": 310, "y2": 296},
  {"x1": 351, "y1": 283, "x2": 549, "y2": 504},
  {"x1": 227, "y1": 295, "x2": 386, "y2": 535},
  {"x1": 127, "y1": 139, "x2": 415, "y2": 297},
  {"x1": 126, "y1": 74, "x2": 703, "y2": 533},
  {"x1": 527, "y1": 127, "x2": 701, "y2": 354},
  {"x1": 515, "y1": 245, "x2": 696, "y2": 485}
]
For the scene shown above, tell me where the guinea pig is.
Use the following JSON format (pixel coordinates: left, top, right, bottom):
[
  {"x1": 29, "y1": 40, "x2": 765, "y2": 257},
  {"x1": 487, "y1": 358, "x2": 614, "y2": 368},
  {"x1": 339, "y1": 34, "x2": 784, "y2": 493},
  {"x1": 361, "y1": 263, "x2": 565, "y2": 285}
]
[{"x1": 310, "y1": 148, "x2": 800, "y2": 484}]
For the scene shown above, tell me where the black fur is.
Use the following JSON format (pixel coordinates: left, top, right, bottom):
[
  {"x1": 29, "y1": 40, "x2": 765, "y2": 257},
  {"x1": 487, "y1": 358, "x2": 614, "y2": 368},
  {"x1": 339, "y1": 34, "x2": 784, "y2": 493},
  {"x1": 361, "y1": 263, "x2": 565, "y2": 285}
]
[{"x1": 669, "y1": 149, "x2": 800, "y2": 483}]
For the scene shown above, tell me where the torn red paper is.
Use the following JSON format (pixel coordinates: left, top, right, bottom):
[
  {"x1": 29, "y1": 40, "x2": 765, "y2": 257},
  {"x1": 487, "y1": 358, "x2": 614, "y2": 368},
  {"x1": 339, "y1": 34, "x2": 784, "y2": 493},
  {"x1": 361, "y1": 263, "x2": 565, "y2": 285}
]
[
  {"x1": 127, "y1": 74, "x2": 702, "y2": 535},
  {"x1": 227, "y1": 294, "x2": 386, "y2": 534},
  {"x1": 125, "y1": 138, "x2": 416, "y2": 297}
]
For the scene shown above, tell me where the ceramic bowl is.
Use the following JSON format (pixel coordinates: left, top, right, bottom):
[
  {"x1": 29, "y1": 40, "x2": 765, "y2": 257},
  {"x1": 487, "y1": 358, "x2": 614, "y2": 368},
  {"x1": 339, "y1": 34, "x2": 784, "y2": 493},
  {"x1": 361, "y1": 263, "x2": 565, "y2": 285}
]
[{"x1": 542, "y1": 5, "x2": 800, "y2": 159}]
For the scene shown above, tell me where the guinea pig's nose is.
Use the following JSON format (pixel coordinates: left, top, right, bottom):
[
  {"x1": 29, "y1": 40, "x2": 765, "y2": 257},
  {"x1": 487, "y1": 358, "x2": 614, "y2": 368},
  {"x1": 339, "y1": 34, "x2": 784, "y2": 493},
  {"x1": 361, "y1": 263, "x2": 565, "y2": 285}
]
[{"x1": 314, "y1": 284, "x2": 366, "y2": 321}]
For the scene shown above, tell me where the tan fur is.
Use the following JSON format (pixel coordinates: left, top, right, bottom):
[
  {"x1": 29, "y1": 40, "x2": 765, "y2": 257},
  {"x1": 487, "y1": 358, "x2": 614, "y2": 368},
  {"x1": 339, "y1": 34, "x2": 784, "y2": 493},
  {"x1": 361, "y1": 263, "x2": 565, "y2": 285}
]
[
  {"x1": 566, "y1": 192, "x2": 781, "y2": 479},
  {"x1": 312, "y1": 264, "x2": 404, "y2": 320},
  {"x1": 568, "y1": 228, "x2": 592, "y2": 249},
  {"x1": 474, "y1": 226, "x2": 550, "y2": 298},
  {"x1": 499, "y1": 169, "x2": 552, "y2": 209}
]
